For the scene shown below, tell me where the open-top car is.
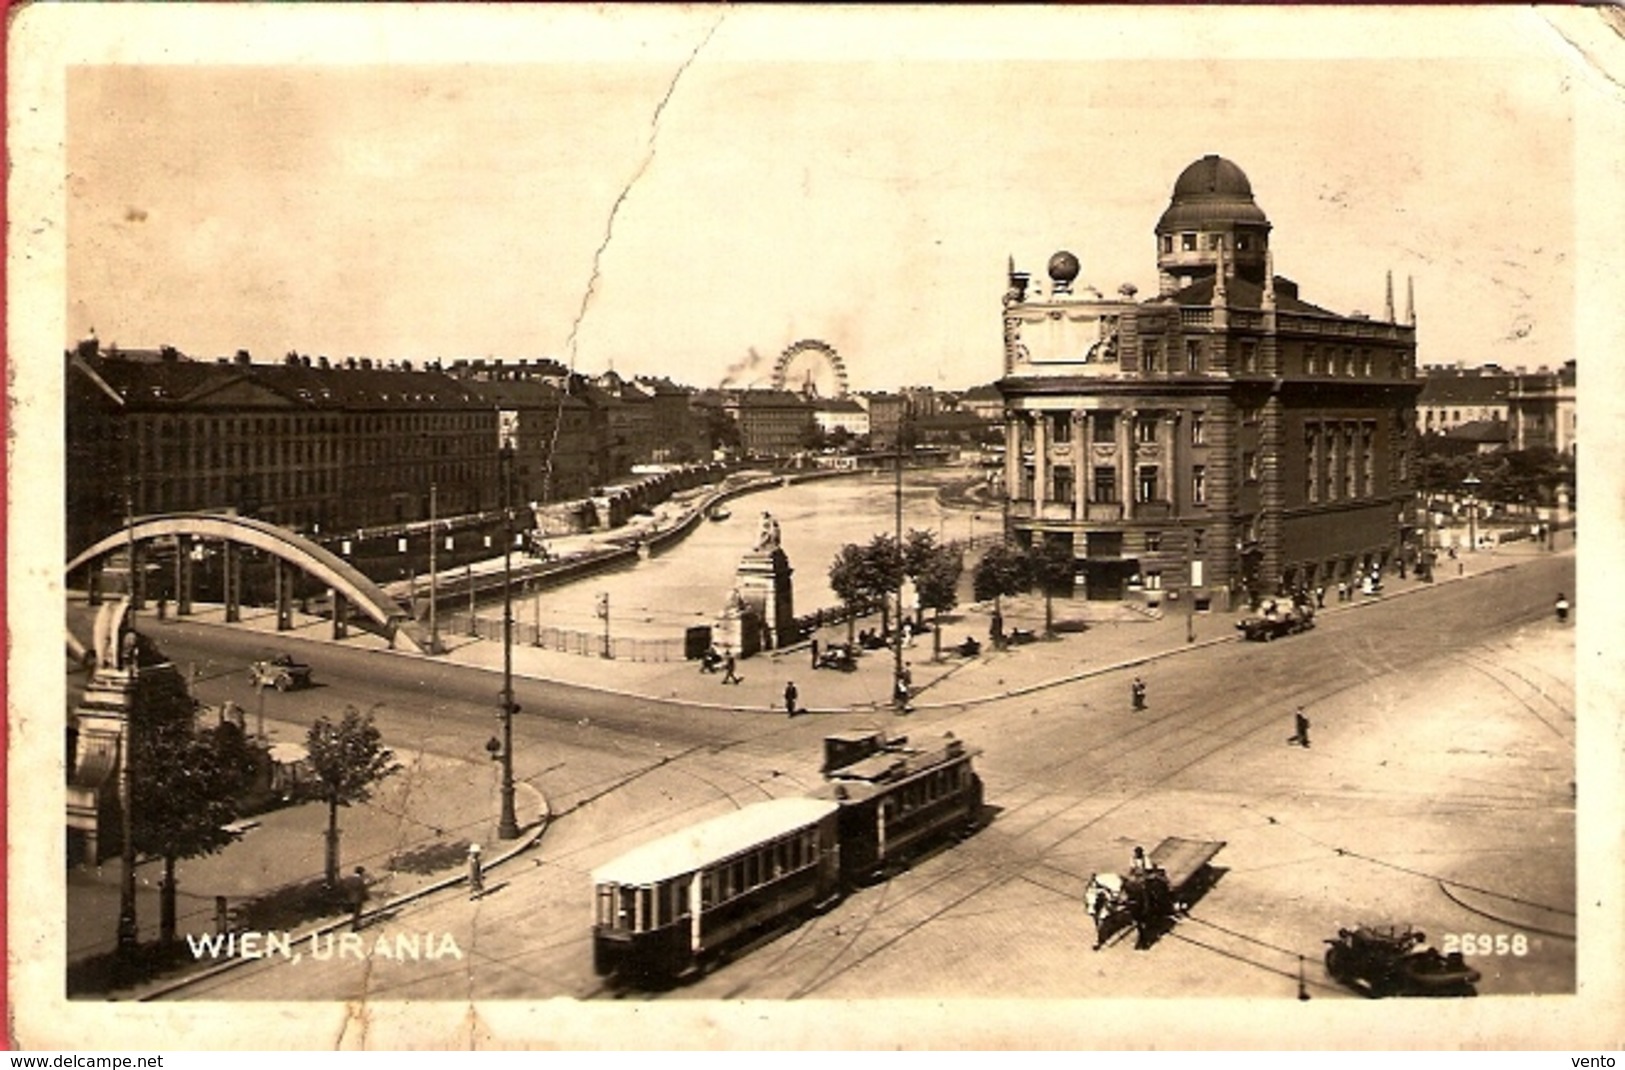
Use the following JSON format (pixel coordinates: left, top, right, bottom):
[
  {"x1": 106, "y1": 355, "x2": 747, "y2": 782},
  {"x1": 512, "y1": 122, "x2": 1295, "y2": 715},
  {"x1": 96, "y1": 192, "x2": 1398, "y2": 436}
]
[
  {"x1": 249, "y1": 653, "x2": 313, "y2": 692},
  {"x1": 1323, "y1": 924, "x2": 1481, "y2": 998}
]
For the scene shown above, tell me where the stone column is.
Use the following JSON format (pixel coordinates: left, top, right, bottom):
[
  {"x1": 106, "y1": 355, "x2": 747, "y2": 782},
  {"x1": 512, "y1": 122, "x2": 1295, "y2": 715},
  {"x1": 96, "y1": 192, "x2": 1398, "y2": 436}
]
[
  {"x1": 1119, "y1": 408, "x2": 1136, "y2": 517},
  {"x1": 176, "y1": 535, "x2": 193, "y2": 616},
  {"x1": 1072, "y1": 411, "x2": 1087, "y2": 521},
  {"x1": 223, "y1": 541, "x2": 240, "y2": 624},
  {"x1": 332, "y1": 592, "x2": 349, "y2": 641},
  {"x1": 1032, "y1": 412, "x2": 1048, "y2": 511},
  {"x1": 1004, "y1": 415, "x2": 1021, "y2": 504}
]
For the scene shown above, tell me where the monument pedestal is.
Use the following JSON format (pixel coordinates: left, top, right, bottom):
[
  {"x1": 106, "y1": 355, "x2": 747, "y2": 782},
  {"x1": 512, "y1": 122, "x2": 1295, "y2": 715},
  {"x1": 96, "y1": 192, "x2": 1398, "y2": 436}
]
[
  {"x1": 67, "y1": 669, "x2": 136, "y2": 866},
  {"x1": 735, "y1": 548, "x2": 795, "y2": 651}
]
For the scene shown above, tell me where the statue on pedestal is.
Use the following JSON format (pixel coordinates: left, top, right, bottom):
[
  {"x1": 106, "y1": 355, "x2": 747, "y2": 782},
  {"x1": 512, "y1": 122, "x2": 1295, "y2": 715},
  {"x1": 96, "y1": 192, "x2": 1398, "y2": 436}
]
[{"x1": 755, "y1": 511, "x2": 782, "y2": 553}]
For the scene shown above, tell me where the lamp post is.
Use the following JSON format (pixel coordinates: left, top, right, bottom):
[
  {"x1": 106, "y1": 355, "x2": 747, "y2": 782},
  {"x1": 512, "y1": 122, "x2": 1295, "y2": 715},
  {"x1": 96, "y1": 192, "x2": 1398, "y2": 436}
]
[
  {"x1": 893, "y1": 400, "x2": 908, "y2": 711},
  {"x1": 116, "y1": 487, "x2": 139, "y2": 965},
  {"x1": 495, "y1": 441, "x2": 519, "y2": 841},
  {"x1": 428, "y1": 483, "x2": 439, "y2": 654},
  {"x1": 1462, "y1": 474, "x2": 1481, "y2": 553}
]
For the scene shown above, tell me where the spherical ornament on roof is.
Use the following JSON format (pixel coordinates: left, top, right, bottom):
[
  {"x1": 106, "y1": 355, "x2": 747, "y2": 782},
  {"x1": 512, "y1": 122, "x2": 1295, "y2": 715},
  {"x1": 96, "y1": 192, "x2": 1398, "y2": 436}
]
[{"x1": 1047, "y1": 251, "x2": 1081, "y2": 283}]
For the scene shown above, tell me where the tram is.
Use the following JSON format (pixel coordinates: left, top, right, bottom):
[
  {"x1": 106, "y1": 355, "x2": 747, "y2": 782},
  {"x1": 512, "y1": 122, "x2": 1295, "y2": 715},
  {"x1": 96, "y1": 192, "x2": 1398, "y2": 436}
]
[
  {"x1": 811, "y1": 730, "x2": 984, "y2": 882},
  {"x1": 592, "y1": 797, "x2": 841, "y2": 982},
  {"x1": 591, "y1": 731, "x2": 984, "y2": 984}
]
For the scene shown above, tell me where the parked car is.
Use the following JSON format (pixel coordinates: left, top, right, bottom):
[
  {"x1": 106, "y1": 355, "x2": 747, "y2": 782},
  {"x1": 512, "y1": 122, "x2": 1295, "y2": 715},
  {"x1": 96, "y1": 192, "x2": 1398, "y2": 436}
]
[{"x1": 1236, "y1": 602, "x2": 1315, "y2": 641}]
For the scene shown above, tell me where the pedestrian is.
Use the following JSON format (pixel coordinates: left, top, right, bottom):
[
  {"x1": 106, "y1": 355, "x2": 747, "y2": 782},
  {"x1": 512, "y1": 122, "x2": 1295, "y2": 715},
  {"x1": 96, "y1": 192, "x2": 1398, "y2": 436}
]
[
  {"x1": 1292, "y1": 707, "x2": 1311, "y2": 748},
  {"x1": 1337, "y1": 580, "x2": 1348, "y2": 603},
  {"x1": 895, "y1": 663, "x2": 914, "y2": 709},
  {"x1": 1555, "y1": 592, "x2": 1570, "y2": 624},
  {"x1": 347, "y1": 866, "x2": 370, "y2": 931},
  {"x1": 990, "y1": 608, "x2": 1005, "y2": 648},
  {"x1": 721, "y1": 651, "x2": 740, "y2": 685},
  {"x1": 903, "y1": 620, "x2": 915, "y2": 648},
  {"x1": 1315, "y1": 586, "x2": 1325, "y2": 609},
  {"x1": 1130, "y1": 845, "x2": 1149, "y2": 874},
  {"x1": 783, "y1": 680, "x2": 799, "y2": 717},
  {"x1": 1091, "y1": 888, "x2": 1111, "y2": 951},
  {"x1": 1457, "y1": 560, "x2": 1465, "y2": 577},
  {"x1": 1131, "y1": 676, "x2": 1146, "y2": 711},
  {"x1": 467, "y1": 843, "x2": 485, "y2": 899},
  {"x1": 810, "y1": 637, "x2": 820, "y2": 669}
]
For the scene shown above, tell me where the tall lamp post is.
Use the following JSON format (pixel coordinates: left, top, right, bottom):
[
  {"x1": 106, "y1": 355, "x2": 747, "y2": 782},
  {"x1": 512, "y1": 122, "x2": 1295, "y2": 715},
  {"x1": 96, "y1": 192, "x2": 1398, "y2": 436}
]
[
  {"x1": 117, "y1": 487, "x2": 139, "y2": 964},
  {"x1": 1463, "y1": 474, "x2": 1481, "y2": 553},
  {"x1": 494, "y1": 440, "x2": 520, "y2": 840},
  {"x1": 893, "y1": 400, "x2": 908, "y2": 710}
]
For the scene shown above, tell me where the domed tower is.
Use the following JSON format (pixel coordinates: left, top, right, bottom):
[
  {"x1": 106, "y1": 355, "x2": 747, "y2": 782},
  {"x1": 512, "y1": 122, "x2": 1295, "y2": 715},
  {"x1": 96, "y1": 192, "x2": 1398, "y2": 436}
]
[{"x1": 1155, "y1": 154, "x2": 1272, "y2": 295}]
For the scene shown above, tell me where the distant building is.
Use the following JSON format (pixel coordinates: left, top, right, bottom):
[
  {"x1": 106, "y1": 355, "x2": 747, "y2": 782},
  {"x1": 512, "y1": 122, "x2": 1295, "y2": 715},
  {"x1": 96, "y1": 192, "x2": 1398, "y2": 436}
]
[
  {"x1": 722, "y1": 389, "x2": 815, "y2": 458},
  {"x1": 812, "y1": 397, "x2": 869, "y2": 438},
  {"x1": 997, "y1": 155, "x2": 1421, "y2": 605},
  {"x1": 1416, "y1": 365, "x2": 1510, "y2": 435},
  {"x1": 1508, "y1": 360, "x2": 1576, "y2": 457}
]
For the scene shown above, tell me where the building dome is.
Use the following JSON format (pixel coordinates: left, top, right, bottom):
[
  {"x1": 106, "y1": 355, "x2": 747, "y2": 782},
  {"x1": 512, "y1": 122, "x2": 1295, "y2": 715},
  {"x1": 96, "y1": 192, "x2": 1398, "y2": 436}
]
[
  {"x1": 1047, "y1": 250, "x2": 1080, "y2": 284},
  {"x1": 1157, "y1": 154, "x2": 1269, "y2": 230}
]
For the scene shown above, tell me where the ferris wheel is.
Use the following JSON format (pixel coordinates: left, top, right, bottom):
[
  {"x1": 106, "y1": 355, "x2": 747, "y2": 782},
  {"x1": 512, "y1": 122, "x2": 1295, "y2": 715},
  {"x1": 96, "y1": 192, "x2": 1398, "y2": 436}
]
[{"x1": 771, "y1": 339, "x2": 850, "y2": 400}]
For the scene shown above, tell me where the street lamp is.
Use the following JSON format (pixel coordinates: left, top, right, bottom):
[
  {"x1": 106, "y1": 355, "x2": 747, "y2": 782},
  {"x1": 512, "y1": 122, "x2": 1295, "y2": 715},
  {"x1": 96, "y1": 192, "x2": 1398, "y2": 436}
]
[
  {"x1": 116, "y1": 487, "x2": 139, "y2": 966},
  {"x1": 893, "y1": 399, "x2": 909, "y2": 711},
  {"x1": 1462, "y1": 474, "x2": 1481, "y2": 553},
  {"x1": 496, "y1": 440, "x2": 519, "y2": 841}
]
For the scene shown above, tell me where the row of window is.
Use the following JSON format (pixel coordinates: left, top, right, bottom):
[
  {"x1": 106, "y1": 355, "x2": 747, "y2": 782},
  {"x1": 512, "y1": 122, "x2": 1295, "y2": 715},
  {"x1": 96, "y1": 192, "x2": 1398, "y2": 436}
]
[
  {"x1": 1126, "y1": 339, "x2": 1403, "y2": 379},
  {"x1": 1159, "y1": 231, "x2": 1263, "y2": 255},
  {"x1": 1304, "y1": 422, "x2": 1378, "y2": 503},
  {"x1": 881, "y1": 762, "x2": 969, "y2": 820},
  {"x1": 1027, "y1": 411, "x2": 1207, "y2": 447},
  {"x1": 1028, "y1": 462, "x2": 1210, "y2": 507}
]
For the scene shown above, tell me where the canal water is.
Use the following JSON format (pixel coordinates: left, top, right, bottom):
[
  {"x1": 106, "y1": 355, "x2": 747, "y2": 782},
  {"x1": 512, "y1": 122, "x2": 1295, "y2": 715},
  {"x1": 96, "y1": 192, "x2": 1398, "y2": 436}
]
[{"x1": 505, "y1": 468, "x2": 992, "y2": 641}]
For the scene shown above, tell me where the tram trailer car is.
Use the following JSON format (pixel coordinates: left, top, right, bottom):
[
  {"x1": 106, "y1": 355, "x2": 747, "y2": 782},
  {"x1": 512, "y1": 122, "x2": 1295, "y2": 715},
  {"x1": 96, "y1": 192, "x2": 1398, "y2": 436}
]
[
  {"x1": 812, "y1": 730, "x2": 984, "y2": 883},
  {"x1": 592, "y1": 797, "x2": 842, "y2": 983}
]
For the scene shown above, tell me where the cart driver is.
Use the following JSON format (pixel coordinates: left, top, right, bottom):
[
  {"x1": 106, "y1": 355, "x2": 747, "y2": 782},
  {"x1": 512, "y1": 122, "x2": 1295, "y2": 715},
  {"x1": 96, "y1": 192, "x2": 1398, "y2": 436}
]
[{"x1": 1130, "y1": 845, "x2": 1149, "y2": 874}]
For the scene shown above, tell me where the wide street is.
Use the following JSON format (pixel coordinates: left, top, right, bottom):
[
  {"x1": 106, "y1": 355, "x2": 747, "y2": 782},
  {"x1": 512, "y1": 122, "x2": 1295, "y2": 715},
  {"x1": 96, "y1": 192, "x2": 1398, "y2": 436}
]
[{"x1": 151, "y1": 532, "x2": 1575, "y2": 1003}]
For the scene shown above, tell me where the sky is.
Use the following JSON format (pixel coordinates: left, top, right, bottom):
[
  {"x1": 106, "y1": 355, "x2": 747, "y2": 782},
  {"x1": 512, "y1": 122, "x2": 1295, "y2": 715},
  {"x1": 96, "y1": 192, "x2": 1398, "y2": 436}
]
[{"x1": 61, "y1": 8, "x2": 1583, "y2": 393}]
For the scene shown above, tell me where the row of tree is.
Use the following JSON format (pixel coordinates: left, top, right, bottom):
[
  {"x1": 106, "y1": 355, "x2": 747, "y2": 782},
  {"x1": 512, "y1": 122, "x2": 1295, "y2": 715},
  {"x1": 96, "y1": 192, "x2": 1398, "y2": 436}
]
[
  {"x1": 126, "y1": 657, "x2": 399, "y2": 947},
  {"x1": 825, "y1": 530, "x2": 1080, "y2": 650},
  {"x1": 1414, "y1": 438, "x2": 1575, "y2": 508}
]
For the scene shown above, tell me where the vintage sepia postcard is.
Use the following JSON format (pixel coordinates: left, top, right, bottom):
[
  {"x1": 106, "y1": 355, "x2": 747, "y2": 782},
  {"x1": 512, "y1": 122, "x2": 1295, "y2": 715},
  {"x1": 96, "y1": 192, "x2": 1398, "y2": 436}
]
[{"x1": 8, "y1": 3, "x2": 1624, "y2": 1051}]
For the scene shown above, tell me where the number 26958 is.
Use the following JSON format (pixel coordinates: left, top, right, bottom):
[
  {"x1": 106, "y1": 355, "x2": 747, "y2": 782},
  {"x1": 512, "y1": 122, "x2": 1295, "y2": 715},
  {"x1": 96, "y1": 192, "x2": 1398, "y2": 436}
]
[{"x1": 1442, "y1": 933, "x2": 1528, "y2": 956}]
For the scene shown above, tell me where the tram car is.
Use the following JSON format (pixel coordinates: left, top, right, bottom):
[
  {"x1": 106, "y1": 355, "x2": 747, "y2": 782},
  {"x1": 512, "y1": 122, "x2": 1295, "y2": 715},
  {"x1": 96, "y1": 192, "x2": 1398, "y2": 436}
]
[
  {"x1": 592, "y1": 796, "x2": 842, "y2": 982},
  {"x1": 592, "y1": 731, "x2": 984, "y2": 984},
  {"x1": 811, "y1": 730, "x2": 984, "y2": 883}
]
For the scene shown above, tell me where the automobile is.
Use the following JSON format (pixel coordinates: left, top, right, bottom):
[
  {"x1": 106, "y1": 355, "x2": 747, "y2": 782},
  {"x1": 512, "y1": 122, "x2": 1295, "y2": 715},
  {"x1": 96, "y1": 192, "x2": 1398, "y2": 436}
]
[
  {"x1": 249, "y1": 653, "x2": 313, "y2": 692},
  {"x1": 1236, "y1": 601, "x2": 1315, "y2": 641},
  {"x1": 1323, "y1": 924, "x2": 1481, "y2": 998}
]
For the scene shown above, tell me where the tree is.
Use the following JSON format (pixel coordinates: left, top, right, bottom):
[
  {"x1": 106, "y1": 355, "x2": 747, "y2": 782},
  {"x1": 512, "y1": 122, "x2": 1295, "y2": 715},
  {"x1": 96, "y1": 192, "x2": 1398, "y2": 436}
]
[
  {"x1": 306, "y1": 706, "x2": 400, "y2": 891},
  {"x1": 828, "y1": 543, "x2": 872, "y2": 643},
  {"x1": 129, "y1": 665, "x2": 260, "y2": 944},
  {"x1": 909, "y1": 535, "x2": 964, "y2": 660},
  {"x1": 973, "y1": 542, "x2": 1033, "y2": 629},
  {"x1": 863, "y1": 533, "x2": 904, "y2": 636},
  {"x1": 1029, "y1": 537, "x2": 1076, "y2": 637}
]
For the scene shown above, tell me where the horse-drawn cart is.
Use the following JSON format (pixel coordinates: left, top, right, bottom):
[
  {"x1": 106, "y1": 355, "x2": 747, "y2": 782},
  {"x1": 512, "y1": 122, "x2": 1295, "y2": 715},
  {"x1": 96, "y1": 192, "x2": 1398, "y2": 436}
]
[{"x1": 1085, "y1": 837, "x2": 1226, "y2": 949}]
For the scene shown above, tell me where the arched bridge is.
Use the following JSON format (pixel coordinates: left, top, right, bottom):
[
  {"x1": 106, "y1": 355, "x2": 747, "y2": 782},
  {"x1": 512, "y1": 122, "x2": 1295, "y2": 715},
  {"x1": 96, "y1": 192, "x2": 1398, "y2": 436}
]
[{"x1": 66, "y1": 513, "x2": 425, "y2": 654}]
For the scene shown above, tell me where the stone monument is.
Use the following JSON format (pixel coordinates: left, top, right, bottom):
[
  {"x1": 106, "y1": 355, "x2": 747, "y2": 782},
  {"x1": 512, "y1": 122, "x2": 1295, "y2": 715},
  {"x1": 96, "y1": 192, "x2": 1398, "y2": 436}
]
[{"x1": 732, "y1": 511, "x2": 796, "y2": 652}]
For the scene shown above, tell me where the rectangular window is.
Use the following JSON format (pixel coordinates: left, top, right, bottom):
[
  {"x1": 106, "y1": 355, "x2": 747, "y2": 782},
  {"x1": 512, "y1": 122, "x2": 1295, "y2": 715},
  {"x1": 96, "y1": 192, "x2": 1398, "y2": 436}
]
[
  {"x1": 1137, "y1": 465, "x2": 1160, "y2": 503},
  {"x1": 1306, "y1": 346, "x2": 1319, "y2": 375},
  {"x1": 1193, "y1": 529, "x2": 1206, "y2": 554},
  {"x1": 1363, "y1": 422, "x2": 1375, "y2": 494},
  {"x1": 1185, "y1": 339, "x2": 1201, "y2": 373},
  {"x1": 1136, "y1": 417, "x2": 1158, "y2": 444},
  {"x1": 1361, "y1": 350, "x2": 1373, "y2": 377},
  {"x1": 1344, "y1": 349, "x2": 1356, "y2": 376},
  {"x1": 1191, "y1": 412, "x2": 1206, "y2": 445},
  {"x1": 1140, "y1": 341, "x2": 1157, "y2": 374},
  {"x1": 1093, "y1": 466, "x2": 1118, "y2": 503},
  {"x1": 1161, "y1": 235, "x2": 1173, "y2": 254},
  {"x1": 1192, "y1": 464, "x2": 1207, "y2": 504},
  {"x1": 1051, "y1": 466, "x2": 1074, "y2": 504},
  {"x1": 1244, "y1": 450, "x2": 1259, "y2": 482},
  {"x1": 1144, "y1": 569, "x2": 1163, "y2": 590},
  {"x1": 1051, "y1": 413, "x2": 1071, "y2": 443},
  {"x1": 1343, "y1": 426, "x2": 1357, "y2": 497},
  {"x1": 1241, "y1": 341, "x2": 1257, "y2": 374},
  {"x1": 1021, "y1": 463, "x2": 1035, "y2": 499},
  {"x1": 1092, "y1": 412, "x2": 1117, "y2": 443},
  {"x1": 1306, "y1": 425, "x2": 1319, "y2": 504},
  {"x1": 1182, "y1": 233, "x2": 1197, "y2": 251},
  {"x1": 1146, "y1": 531, "x2": 1163, "y2": 552}
]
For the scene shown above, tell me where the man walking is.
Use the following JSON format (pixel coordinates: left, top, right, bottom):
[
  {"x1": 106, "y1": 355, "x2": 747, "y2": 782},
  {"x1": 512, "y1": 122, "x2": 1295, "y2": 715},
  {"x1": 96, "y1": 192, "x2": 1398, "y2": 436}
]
[
  {"x1": 1555, "y1": 592, "x2": 1570, "y2": 624},
  {"x1": 810, "y1": 637, "x2": 820, "y2": 669},
  {"x1": 783, "y1": 680, "x2": 799, "y2": 717},
  {"x1": 467, "y1": 843, "x2": 485, "y2": 899},
  {"x1": 1292, "y1": 707, "x2": 1311, "y2": 748},
  {"x1": 1131, "y1": 676, "x2": 1147, "y2": 712},
  {"x1": 347, "y1": 866, "x2": 371, "y2": 932},
  {"x1": 721, "y1": 651, "x2": 741, "y2": 685}
]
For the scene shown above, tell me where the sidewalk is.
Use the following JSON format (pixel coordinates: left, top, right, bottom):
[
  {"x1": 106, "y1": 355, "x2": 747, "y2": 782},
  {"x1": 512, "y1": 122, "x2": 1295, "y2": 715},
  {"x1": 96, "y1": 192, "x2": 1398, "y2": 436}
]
[{"x1": 66, "y1": 719, "x2": 547, "y2": 1000}]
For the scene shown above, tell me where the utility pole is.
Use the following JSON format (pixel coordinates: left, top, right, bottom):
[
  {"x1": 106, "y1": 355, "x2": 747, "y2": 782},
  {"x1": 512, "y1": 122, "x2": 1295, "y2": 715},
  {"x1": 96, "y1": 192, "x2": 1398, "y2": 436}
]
[
  {"x1": 496, "y1": 442, "x2": 519, "y2": 840},
  {"x1": 117, "y1": 486, "x2": 138, "y2": 964},
  {"x1": 893, "y1": 400, "x2": 907, "y2": 709},
  {"x1": 428, "y1": 483, "x2": 439, "y2": 654}
]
